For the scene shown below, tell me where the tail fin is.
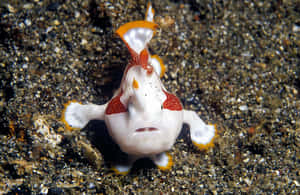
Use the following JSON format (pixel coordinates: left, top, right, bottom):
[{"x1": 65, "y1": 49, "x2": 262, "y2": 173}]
[{"x1": 116, "y1": 3, "x2": 157, "y2": 57}]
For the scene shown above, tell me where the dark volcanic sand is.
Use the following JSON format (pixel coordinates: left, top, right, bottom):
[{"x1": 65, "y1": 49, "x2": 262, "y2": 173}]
[{"x1": 0, "y1": 0, "x2": 299, "y2": 194}]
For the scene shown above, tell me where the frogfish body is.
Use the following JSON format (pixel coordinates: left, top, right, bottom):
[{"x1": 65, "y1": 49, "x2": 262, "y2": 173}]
[{"x1": 62, "y1": 3, "x2": 217, "y2": 174}]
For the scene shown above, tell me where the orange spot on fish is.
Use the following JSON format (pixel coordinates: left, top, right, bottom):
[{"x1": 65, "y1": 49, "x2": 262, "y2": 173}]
[{"x1": 132, "y1": 78, "x2": 139, "y2": 89}]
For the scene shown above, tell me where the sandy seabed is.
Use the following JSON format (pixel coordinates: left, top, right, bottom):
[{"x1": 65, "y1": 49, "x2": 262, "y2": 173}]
[{"x1": 0, "y1": 0, "x2": 299, "y2": 194}]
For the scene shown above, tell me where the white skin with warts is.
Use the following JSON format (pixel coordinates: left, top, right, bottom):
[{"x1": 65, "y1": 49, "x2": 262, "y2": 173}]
[
  {"x1": 63, "y1": 9, "x2": 216, "y2": 171},
  {"x1": 105, "y1": 66, "x2": 183, "y2": 156}
]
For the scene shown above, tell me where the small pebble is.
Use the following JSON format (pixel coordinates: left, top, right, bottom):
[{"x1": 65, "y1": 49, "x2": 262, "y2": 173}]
[{"x1": 239, "y1": 105, "x2": 248, "y2": 111}]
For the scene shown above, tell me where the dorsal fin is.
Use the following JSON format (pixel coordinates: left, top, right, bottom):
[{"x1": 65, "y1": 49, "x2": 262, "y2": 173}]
[
  {"x1": 116, "y1": 3, "x2": 157, "y2": 57},
  {"x1": 116, "y1": 21, "x2": 157, "y2": 57}
]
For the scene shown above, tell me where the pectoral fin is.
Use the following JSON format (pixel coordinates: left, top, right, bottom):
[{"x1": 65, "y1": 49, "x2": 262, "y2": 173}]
[
  {"x1": 183, "y1": 110, "x2": 217, "y2": 150},
  {"x1": 62, "y1": 101, "x2": 106, "y2": 130}
]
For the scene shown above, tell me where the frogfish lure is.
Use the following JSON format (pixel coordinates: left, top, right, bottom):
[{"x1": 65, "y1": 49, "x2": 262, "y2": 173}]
[{"x1": 62, "y1": 3, "x2": 217, "y2": 174}]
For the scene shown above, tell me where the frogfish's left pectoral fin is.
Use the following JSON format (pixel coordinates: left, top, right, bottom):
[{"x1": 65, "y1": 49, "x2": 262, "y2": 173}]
[
  {"x1": 183, "y1": 110, "x2": 217, "y2": 151},
  {"x1": 191, "y1": 124, "x2": 217, "y2": 151}
]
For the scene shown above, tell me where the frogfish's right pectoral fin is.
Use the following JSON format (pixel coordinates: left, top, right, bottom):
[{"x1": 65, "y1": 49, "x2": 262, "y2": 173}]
[{"x1": 62, "y1": 101, "x2": 106, "y2": 130}]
